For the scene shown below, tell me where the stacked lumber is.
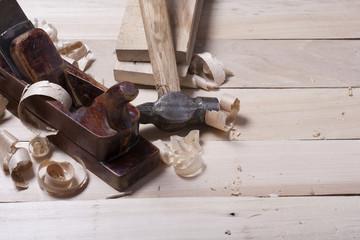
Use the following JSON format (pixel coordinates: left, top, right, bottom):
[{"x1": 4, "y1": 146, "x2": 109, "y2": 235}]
[{"x1": 114, "y1": 0, "x2": 204, "y2": 86}]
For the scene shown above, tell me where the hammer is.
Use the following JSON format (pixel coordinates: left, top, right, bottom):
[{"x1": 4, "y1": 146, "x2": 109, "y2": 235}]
[{"x1": 137, "y1": 0, "x2": 220, "y2": 131}]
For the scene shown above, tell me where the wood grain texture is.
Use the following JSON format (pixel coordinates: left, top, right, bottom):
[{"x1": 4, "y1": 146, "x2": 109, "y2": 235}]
[
  {"x1": 1, "y1": 1, "x2": 360, "y2": 239},
  {"x1": 2, "y1": 87, "x2": 359, "y2": 142},
  {"x1": 15, "y1": 0, "x2": 360, "y2": 40},
  {"x1": 17, "y1": 0, "x2": 126, "y2": 40},
  {"x1": 132, "y1": 88, "x2": 360, "y2": 141},
  {"x1": 1, "y1": 197, "x2": 359, "y2": 239},
  {"x1": 1, "y1": 140, "x2": 359, "y2": 202},
  {"x1": 195, "y1": 39, "x2": 360, "y2": 88},
  {"x1": 116, "y1": 0, "x2": 203, "y2": 63},
  {"x1": 129, "y1": 140, "x2": 360, "y2": 198},
  {"x1": 114, "y1": 39, "x2": 360, "y2": 88},
  {"x1": 139, "y1": 0, "x2": 180, "y2": 96},
  {"x1": 114, "y1": 60, "x2": 189, "y2": 86},
  {"x1": 198, "y1": 0, "x2": 360, "y2": 40}
]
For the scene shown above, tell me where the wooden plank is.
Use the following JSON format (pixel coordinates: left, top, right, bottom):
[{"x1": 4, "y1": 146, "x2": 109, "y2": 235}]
[
  {"x1": 129, "y1": 140, "x2": 360, "y2": 198},
  {"x1": 132, "y1": 88, "x2": 360, "y2": 141},
  {"x1": 113, "y1": 56, "x2": 190, "y2": 85},
  {"x1": 17, "y1": 0, "x2": 126, "y2": 40},
  {"x1": 116, "y1": 0, "x2": 203, "y2": 63},
  {"x1": 16, "y1": 0, "x2": 360, "y2": 40},
  {"x1": 194, "y1": 39, "x2": 360, "y2": 88},
  {"x1": 1, "y1": 88, "x2": 359, "y2": 142},
  {"x1": 1, "y1": 196, "x2": 359, "y2": 239},
  {"x1": 1, "y1": 140, "x2": 359, "y2": 202},
  {"x1": 198, "y1": 0, "x2": 360, "y2": 40},
  {"x1": 114, "y1": 39, "x2": 360, "y2": 88}
]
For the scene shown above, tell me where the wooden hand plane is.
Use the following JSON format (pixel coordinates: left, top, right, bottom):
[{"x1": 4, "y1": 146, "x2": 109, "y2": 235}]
[{"x1": 0, "y1": 0, "x2": 159, "y2": 191}]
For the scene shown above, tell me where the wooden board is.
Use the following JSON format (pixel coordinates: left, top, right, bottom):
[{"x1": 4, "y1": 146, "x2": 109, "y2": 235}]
[
  {"x1": 116, "y1": 0, "x2": 203, "y2": 63},
  {"x1": 1, "y1": 197, "x2": 359, "y2": 239},
  {"x1": 3, "y1": 1, "x2": 360, "y2": 239},
  {"x1": 2, "y1": 87, "x2": 359, "y2": 142},
  {"x1": 197, "y1": 0, "x2": 360, "y2": 40},
  {"x1": 16, "y1": 0, "x2": 360, "y2": 40},
  {"x1": 1, "y1": 140, "x2": 359, "y2": 202},
  {"x1": 113, "y1": 60, "x2": 189, "y2": 85},
  {"x1": 17, "y1": 0, "x2": 127, "y2": 40},
  {"x1": 114, "y1": 39, "x2": 360, "y2": 88},
  {"x1": 131, "y1": 88, "x2": 360, "y2": 141}
]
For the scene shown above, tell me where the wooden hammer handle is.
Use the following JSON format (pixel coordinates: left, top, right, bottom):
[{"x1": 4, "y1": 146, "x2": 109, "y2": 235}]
[{"x1": 139, "y1": 0, "x2": 181, "y2": 97}]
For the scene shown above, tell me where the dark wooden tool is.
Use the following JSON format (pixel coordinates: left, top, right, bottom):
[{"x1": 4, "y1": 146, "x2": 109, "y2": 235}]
[
  {"x1": 137, "y1": 0, "x2": 220, "y2": 131},
  {"x1": 0, "y1": 0, "x2": 159, "y2": 191}
]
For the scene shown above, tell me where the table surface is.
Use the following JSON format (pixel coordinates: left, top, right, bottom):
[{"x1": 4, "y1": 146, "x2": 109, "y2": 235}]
[{"x1": 1, "y1": 0, "x2": 360, "y2": 239}]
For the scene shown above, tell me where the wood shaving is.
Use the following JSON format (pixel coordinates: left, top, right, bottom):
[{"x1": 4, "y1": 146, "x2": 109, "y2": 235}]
[
  {"x1": 34, "y1": 18, "x2": 94, "y2": 71},
  {"x1": 248, "y1": 213, "x2": 262, "y2": 218},
  {"x1": 205, "y1": 93, "x2": 240, "y2": 132},
  {"x1": 312, "y1": 130, "x2": 321, "y2": 138},
  {"x1": 106, "y1": 191, "x2": 132, "y2": 199},
  {"x1": 152, "y1": 130, "x2": 205, "y2": 177},
  {"x1": 18, "y1": 81, "x2": 72, "y2": 137},
  {"x1": 182, "y1": 52, "x2": 233, "y2": 90},
  {"x1": 37, "y1": 157, "x2": 88, "y2": 196},
  {"x1": 229, "y1": 128, "x2": 242, "y2": 140},
  {"x1": 230, "y1": 175, "x2": 242, "y2": 196},
  {"x1": 0, "y1": 130, "x2": 32, "y2": 189},
  {"x1": 59, "y1": 41, "x2": 95, "y2": 71},
  {"x1": 28, "y1": 136, "x2": 50, "y2": 158}
]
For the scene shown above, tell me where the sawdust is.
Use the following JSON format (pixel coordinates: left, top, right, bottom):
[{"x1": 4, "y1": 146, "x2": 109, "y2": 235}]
[
  {"x1": 230, "y1": 176, "x2": 242, "y2": 196},
  {"x1": 229, "y1": 128, "x2": 242, "y2": 140},
  {"x1": 312, "y1": 130, "x2": 321, "y2": 138}
]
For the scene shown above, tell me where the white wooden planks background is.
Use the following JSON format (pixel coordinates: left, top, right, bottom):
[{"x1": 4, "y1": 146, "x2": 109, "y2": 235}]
[{"x1": 0, "y1": 0, "x2": 359, "y2": 239}]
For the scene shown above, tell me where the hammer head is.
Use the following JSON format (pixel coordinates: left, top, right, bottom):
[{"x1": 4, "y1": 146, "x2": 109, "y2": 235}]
[{"x1": 137, "y1": 92, "x2": 220, "y2": 131}]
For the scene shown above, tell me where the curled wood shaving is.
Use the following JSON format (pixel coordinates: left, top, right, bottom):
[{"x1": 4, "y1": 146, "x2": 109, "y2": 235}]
[
  {"x1": 0, "y1": 130, "x2": 32, "y2": 189},
  {"x1": 59, "y1": 41, "x2": 95, "y2": 71},
  {"x1": 34, "y1": 18, "x2": 94, "y2": 71},
  {"x1": 28, "y1": 136, "x2": 50, "y2": 158},
  {"x1": 37, "y1": 157, "x2": 88, "y2": 196},
  {"x1": 152, "y1": 130, "x2": 205, "y2": 177},
  {"x1": 184, "y1": 52, "x2": 233, "y2": 90},
  {"x1": 205, "y1": 93, "x2": 240, "y2": 132},
  {"x1": 18, "y1": 81, "x2": 72, "y2": 137}
]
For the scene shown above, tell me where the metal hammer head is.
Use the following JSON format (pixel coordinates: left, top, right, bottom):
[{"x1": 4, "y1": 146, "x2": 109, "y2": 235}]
[{"x1": 137, "y1": 92, "x2": 220, "y2": 131}]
